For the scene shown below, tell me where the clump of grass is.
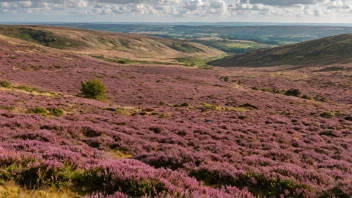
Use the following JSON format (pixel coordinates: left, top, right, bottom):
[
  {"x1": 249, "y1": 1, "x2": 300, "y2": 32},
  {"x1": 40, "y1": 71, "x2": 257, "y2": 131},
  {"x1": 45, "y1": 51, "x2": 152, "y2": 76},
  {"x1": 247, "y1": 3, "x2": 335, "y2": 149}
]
[
  {"x1": 27, "y1": 107, "x2": 48, "y2": 115},
  {"x1": 17, "y1": 85, "x2": 43, "y2": 93},
  {"x1": 256, "y1": 87, "x2": 313, "y2": 99},
  {"x1": 301, "y1": 95, "x2": 313, "y2": 100},
  {"x1": 173, "y1": 103, "x2": 190, "y2": 107},
  {"x1": 80, "y1": 79, "x2": 107, "y2": 101},
  {"x1": 47, "y1": 108, "x2": 65, "y2": 117},
  {"x1": 175, "y1": 57, "x2": 207, "y2": 67},
  {"x1": 284, "y1": 89, "x2": 302, "y2": 97},
  {"x1": 198, "y1": 103, "x2": 224, "y2": 111},
  {"x1": 319, "y1": 130, "x2": 338, "y2": 137},
  {"x1": 239, "y1": 103, "x2": 259, "y2": 110},
  {"x1": 0, "y1": 80, "x2": 12, "y2": 88},
  {"x1": 320, "y1": 111, "x2": 335, "y2": 118},
  {"x1": 26, "y1": 107, "x2": 64, "y2": 117}
]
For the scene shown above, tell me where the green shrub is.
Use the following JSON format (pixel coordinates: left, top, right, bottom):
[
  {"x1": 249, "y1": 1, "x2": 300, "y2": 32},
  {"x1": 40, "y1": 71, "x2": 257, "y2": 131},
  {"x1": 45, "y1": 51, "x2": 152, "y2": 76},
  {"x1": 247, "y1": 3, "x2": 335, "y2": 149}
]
[
  {"x1": 180, "y1": 103, "x2": 190, "y2": 107},
  {"x1": 117, "y1": 60, "x2": 127, "y2": 64},
  {"x1": 285, "y1": 89, "x2": 302, "y2": 97},
  {"x1": 239, "y1": 103, "x2": 259, "y2": 110},
  {"x1": 0, "y1": 80, "x2": 12, "y2": 88},
  {"x1": 80, "y1": 79, "x2": 106, "y2": 100},
  {"x1": 302, "y1": 95, "x2": 312, "y2": 100},
  {"x1": 320, "y1": 111, "x2": 335, "y2": 118},
  {"x1": 27, "y1": 107, "x2": 48, "y2": 115},
  {"x1": 17, "y1": 85, "x2": 43, "y2": 93},
  {"x1": 319, "y1": 130, "x2": 338, "y2": 137},
  {"x1": 47, "y1": 108, "x2": 65, "y2": 117}
]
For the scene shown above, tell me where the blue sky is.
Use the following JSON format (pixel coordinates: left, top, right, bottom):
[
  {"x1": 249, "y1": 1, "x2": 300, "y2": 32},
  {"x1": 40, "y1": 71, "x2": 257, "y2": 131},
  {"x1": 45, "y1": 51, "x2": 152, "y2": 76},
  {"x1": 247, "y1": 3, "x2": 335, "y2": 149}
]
[{"x1": 0, "y1": 0, "x2": 352, "y2": 23}]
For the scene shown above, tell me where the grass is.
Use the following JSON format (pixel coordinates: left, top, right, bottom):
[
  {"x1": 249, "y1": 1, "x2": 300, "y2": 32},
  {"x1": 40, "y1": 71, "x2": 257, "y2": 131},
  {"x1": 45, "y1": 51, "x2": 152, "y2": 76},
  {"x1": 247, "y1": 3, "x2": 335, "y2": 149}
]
[
  {"x1": 196, "y1": 103, "x2": 255, "y2": 112},
  {"x1": 0, "y1": 181, "x2": 77, "y2": 198},
  {"x1": 0, "y1": 160, "x2": 166, "y2": 197},
  {"x1": 90, "y1": 55, "x2": 175, "y2": 65},
  {"x1": 26, "y1": 107, "x2": 65, "y2": 117},
  {"x1": 0, "y1": 80, "x2": 59, "y2": 97},
  {"x1": 109, "y1": 150, "x2": 133, "y2": 159},
  {"x1": 320, "y1": 111, "x2": 335, "y2": 118},
  {"x1": 192, "y1": 39, "x2": 276, "y2": 53},
  {"x1": 0, "y1": 80, "x2": 12, "y2": 88},
  {"x1": 175, "y1": 55, "x2": 224, "y2": 69},
  {"x1": 0, "y1": 27, "x2": 87, "y2": 49},
  {"x1": 175, "y1": 57, "x2": 207, "y2": 67},
  {"x1": 166, "y1": 41, "x2": 203, "y2": 53}
]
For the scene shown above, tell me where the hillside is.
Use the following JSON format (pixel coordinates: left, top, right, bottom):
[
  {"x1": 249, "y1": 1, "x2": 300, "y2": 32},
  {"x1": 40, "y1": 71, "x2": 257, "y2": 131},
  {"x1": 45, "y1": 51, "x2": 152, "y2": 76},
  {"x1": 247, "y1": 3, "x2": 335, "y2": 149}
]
[
  {"x1": 210, "y1": 34, "x2": 352, "y2": 67},
  {"x1": 0, "y1": 25, "x2": 224, "y2": 64},
  {"x1": 0, "y1": 27, "x2": 351, "y2": 197}
]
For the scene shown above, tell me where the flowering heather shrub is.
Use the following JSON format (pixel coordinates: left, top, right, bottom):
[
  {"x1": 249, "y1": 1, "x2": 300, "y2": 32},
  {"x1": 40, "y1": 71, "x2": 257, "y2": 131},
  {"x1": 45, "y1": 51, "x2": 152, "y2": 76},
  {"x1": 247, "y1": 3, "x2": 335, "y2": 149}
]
[{"x1": 0, "y1": 40, "x2": 351, "y2": 197}]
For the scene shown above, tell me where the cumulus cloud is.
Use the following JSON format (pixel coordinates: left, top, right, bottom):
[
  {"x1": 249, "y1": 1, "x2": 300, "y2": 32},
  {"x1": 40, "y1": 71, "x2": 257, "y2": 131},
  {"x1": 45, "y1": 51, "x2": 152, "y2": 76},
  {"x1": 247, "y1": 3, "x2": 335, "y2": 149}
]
[{"x1": 0, "y1": 0, "x2": 351, "y2": 20}]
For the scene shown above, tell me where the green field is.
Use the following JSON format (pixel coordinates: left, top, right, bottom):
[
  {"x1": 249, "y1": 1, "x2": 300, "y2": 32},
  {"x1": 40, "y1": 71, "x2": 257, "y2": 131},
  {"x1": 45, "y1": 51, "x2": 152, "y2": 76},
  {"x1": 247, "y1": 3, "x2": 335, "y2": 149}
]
[{"x1": 192, "y1": 39, "x2": 277, "y2": 54}]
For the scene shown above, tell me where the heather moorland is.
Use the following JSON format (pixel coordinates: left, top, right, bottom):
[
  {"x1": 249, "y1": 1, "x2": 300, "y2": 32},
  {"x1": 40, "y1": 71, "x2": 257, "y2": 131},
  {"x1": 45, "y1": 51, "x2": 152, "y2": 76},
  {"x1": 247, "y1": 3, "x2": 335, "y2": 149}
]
[{"x1": 0, "y1": 26, "x2": 351, "y2": 198}]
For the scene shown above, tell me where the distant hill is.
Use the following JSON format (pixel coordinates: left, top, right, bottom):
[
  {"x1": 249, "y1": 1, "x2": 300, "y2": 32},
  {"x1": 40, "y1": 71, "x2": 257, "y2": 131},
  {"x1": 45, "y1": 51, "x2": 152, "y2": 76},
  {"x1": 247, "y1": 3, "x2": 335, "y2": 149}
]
[
  {"x1": 0, "y1": 25, "x2": 224, "y2": 63},
  {"x1": 209, "y1": 34, "x2": 352, "y2": 67}
]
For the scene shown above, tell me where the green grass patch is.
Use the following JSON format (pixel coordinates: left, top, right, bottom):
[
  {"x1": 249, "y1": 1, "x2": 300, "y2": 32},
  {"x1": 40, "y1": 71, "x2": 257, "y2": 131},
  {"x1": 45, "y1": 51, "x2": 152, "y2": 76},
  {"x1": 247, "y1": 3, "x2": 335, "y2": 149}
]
[
  {"x1": 0, "y1": 80, "x2": 12, "y2": 88},
  {"x1": 191, "y1": 39, "x2": 276, "y2": 53},
  {"x1": 0, "y1": 27, "x2": 87, "y2": 49},
  {"x1": 166, "y1": 41, "x2": 203, "y2": 53},
  {"x1": 26, "y1": 106, "x2": 65, "y2": 117},
  {"x1": 320, "y1": 111, "x2": 335, "y2": 118},
  {"x1": 90, "y1": 55, "x2": 175, "y2": 65}
]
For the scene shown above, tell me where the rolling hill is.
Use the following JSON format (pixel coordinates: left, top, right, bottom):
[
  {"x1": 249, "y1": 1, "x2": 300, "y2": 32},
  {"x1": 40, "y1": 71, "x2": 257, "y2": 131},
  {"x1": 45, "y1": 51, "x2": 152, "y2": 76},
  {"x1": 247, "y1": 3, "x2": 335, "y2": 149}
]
[
  {"x1": 210, "y1": 34, "x2": 352, "y2": 67},
  {"x1": 0, "y1": 25, "x2": 224, "y2": 64},
  {"x1": 0, "y1": 26, "x2": 351, "y2": 197}
]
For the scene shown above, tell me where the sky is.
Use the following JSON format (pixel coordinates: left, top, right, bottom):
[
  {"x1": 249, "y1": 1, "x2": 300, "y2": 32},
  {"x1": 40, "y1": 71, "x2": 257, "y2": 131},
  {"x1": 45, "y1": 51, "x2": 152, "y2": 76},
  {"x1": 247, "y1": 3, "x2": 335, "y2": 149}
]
[{"x1": 0, "y1": 0, "x2": 352, "y2": 23}]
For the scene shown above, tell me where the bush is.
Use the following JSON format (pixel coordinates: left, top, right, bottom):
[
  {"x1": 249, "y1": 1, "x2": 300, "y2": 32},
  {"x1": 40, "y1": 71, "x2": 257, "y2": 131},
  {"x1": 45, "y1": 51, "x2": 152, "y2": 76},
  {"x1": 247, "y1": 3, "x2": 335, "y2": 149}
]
[
  {"x1": 0, "y1": 80, "x2": 12, "y2": 88},
  {"x1": 285, "y1": 89, "x2": 302, "y2": 97},
  {"x1": 28, "y1": 107, "x2": 48, "y2": 115},
  {"x1": 47, "y1": 108, "x2": 65, "y2": 117},
  {"x1": 302, "y1": 95, "x2": 312, "y2": 100},
  {"x1": 320, "y1": 111, "x2": 335, "y2": 118},
  {"x1": 80, "y1": 79, "x2": 106, "y2": 100}
]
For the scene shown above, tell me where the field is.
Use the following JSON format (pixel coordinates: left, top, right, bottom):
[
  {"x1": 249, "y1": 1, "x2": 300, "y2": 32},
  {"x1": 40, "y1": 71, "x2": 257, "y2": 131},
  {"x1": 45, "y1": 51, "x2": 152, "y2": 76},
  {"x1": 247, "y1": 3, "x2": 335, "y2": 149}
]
[
  {"x1": 190, "y1": 38, "x2": 276, "y2": 53},
  {"x1": 52, "y1": 23, "x2": 352, "y2": 54},
  {"x1": 0, "y1": 26, "x2": 352, "y2": 197}
]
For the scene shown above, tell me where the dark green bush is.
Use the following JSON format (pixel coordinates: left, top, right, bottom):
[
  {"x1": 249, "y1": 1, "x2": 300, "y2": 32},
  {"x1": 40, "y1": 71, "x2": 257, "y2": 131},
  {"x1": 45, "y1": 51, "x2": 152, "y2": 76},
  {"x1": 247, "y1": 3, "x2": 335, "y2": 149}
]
[
  {"x1": 319, "y1": 130, "x2": 338, "y2": 137},
  {"x1": 0, "y1": 80, "x2": 12, "y2": 88},
  {"x1": 80, "y1": 79, "x2": 106, "y2": 100},
  {"x1": 320, "y1": 112, "x2": 335, "y2": 118},
  {"x1": 27, "y1": 107, "x2": 48, "y2": 115},
  {"x1": 47, "y1": 108, "x2": 65, "y2": 117},
  {"x1": 285, "y1": 89, "x2": 302, "y2": 97},
  {"x1": 302, "y1": 95, "x2": 312, "y2": 100}
]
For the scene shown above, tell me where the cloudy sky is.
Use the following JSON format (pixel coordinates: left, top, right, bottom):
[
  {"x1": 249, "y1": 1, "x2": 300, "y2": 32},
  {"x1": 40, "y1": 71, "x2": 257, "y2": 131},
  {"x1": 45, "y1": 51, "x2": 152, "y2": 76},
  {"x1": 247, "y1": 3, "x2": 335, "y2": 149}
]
[{"x1": 0, "y1": 0, "x2": 352, "y2": 23}]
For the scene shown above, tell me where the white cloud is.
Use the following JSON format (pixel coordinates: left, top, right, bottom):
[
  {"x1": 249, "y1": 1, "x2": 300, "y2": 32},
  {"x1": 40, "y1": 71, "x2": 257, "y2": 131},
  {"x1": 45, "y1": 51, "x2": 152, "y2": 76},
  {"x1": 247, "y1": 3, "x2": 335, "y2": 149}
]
[{"x1": 0, "y1": 0, "x2": 352, "y2": 21}]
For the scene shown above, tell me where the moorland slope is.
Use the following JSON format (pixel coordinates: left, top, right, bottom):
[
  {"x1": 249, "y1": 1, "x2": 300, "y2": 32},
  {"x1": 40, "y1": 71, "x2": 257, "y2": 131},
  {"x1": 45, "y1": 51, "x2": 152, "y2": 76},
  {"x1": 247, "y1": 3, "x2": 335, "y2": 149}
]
[
  {"x1": 210, "y1": 34, "x2": 352, "y2": 67},
  {"x1": 0, "y1": 27, "x2": 351, "y2": 197},
  {"x1": 0, "y1": 25, "x2": 224, "y2": 64}
]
